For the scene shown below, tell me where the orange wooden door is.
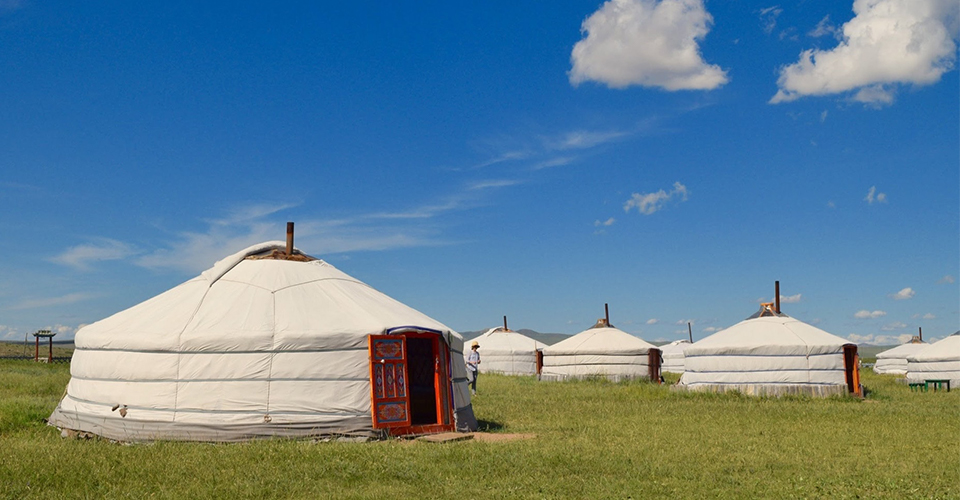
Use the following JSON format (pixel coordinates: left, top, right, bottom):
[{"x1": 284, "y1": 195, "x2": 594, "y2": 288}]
[{"x1": 369, "y1": 335, "x2": 412, "y2": 429}]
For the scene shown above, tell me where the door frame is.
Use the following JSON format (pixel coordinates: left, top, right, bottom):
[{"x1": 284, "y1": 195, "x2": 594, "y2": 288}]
[{"x1": 369, "y1": 327, "x2": 457, "y2": 436}]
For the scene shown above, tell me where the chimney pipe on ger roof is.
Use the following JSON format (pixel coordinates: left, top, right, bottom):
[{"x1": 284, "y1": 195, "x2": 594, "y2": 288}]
[
  {"x1": 688, "y1": 322, "x2": 693, "y2": 343},
  {"x1": 286, "y1": 222, "x2": 294, "y2": 256},
  {"x1": 919, "y1": 327, "x2": 922, "y2": 342},
  {"x1": 775, "y1": 281, "x2": 781, "y2": 314},
  {"x1": 605, "y1": 303, "x2": 610, "y2": 325},
  {"x1": 503, "y1": 315, "x2": 508, "y2": 331}
]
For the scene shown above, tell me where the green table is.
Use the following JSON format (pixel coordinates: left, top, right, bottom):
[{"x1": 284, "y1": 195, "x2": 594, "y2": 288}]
[{"x1": 926, "y1": 379, "x2": 950, "y2": 392}]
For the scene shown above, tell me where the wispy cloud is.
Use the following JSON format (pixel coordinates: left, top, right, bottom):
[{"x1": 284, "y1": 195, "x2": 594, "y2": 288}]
[
  {"x1": 551, "y1": 130, "x2": 628, "y2": 151},
  {"x1": 864, "y1": 186, "x2": 887, "y2": 204},
  {"x1": 467, "y1": 179, "x2": 523, "y2": 191},
  {"x1": 532, "y1": 157, "x2": 576, "y2": 170},
  {"x1": 594, "y1": 218, "x2": 615, "y2": 227},
  {"x1": 779, "y1": 293, "x2": 802, "y2": 304},
  {"x1": 846, "y1": 333, "x2": 916, "y2": 345},
  {"x1": 0, "y1": 0, "x2": 23, "y2": 12},
  {"x1": 880, "y1": 321, "x2": 908, "y2": 331},
  {"x1": 458, "y1": 150, "x2": 532, "y2": 171},
  {"x1": 702, "y1": 326, "x2": 721, "y2": 333},
  {"x1": 854, "y1": 310, "x2": 886, "y2": 319},
  {"x1": 759, "y1": 6, "x2": 783, "y2": 35},
  {"x1": 645, "y1": 318, "x2": 660, "y2": 325},
  {"x1": 937, "y1": 275, "x2": 955, "y2": 284},
  {"x1": 134, "y1": 200, "x2": 465, "y2": 274},
  {"x1": 624, "y1": 181, "x2": 689, "y2": 215},
  {"x1": 50, "y1": 238, "x2": 138, "y2": 271},
  {"x1": 675, "y1": 319, "x2": 695, "y2": 326},
  {"x1": 808, "y1": 15, "x2": 837, "y2": 38},
  {"x1": 889, "y1": 287, "x2": 915, "y2": 300},
  {"x1": 8, "y1": 293, "x2": 96, "y2": 311}
]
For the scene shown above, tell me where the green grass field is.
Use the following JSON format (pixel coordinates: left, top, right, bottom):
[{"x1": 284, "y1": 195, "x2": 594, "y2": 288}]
[{"x1": 1, "y1": 359, "x2": 957, "y2": 499}]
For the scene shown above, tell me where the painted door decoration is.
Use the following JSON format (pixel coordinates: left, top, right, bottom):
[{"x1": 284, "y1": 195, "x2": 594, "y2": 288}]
[{"x1": 369, "y1": 335, "x2": 411, "y2": 428}]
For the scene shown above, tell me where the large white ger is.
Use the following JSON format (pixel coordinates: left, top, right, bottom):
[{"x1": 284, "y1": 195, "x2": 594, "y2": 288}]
[
  {"x1": 679, "y1": 304, "x2": 863, "y2": 397},
  {"x1": 49, "y1": 238, "x2": 477, "y2": 442},
  {"x1": 541, "y1": 312, "x2": 661, "y2": 382},
  {"x1": 464, "y1": 326, "x2": 545, "y2": 376},
  {"x1": 873, "y1": 336, "x2": 926, "y2": 375},
  {"x1": 905, "y1": 332, "x2": 960, "y2": 387}
]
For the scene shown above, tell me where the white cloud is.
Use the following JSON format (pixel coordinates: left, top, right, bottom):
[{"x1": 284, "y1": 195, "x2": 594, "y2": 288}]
[
  {"x1": 702, "y1": 326, "x2": 721, "y2": 333},
  {"x1": 881, "y1": 321, "x2": 908, "y2": 331},
  {"x1": 50, "y1": 238, "x2": 137, "y2": 271},
  {"x1": 771, "y1": 0, "x2": 960, "y2": 104},
  {"x1": 569, "y1": 0, "x2": 729, "y2": 90},
  {"x1": 594, "y1": 218, "x2": 616, "y2": 227},
  {"x1": 826, "y1": 201, "x2": 836, "y2": 209},
  {"x1": 937, "y1": 275, "x2": 955, "y2": 284},
  {"x1": 913, "y1": 312, "x2": 937, "y2": 320},
  {"x1": 675, "y1": 319, "x2": 695, "y2": 326},
  {"x1": 864, "y1": 186, "x2": 888, "y2": 204},
  {"x1": 854, "y1": 309, "x2": 887, "y2": 319},
  {"x1": 9, "y1": 293, "x2": 95, "y2": 311},
  {"x1": 646, "y1": 318, "x2": 660, "y2": 325},
  {"x1": 889, "y1": 287, "x2": 916, "y2": 300},
  {"x1": 779, "y1": 293, "x2": 802, "y2": 303},
  {"x1": 624, "y1": 181, "x2": 689, "y2": 215}
]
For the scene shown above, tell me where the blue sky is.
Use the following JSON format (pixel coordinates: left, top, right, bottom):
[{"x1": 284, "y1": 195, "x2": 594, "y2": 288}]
[{"x1": 1, "y1": 0, "x2": 957, "y2": 345}]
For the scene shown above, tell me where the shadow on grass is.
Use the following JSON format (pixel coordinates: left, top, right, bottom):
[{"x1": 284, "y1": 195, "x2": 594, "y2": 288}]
[{"x1": 476, "y1": 419, "x2": 504, "y2": 432}]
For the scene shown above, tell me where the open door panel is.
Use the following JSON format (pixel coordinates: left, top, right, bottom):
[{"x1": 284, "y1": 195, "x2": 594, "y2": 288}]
[{"x1": 369, "y1": 335, "x2": 412, "y2": 429}]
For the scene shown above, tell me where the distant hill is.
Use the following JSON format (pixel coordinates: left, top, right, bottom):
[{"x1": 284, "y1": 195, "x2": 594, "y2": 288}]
[{"x1": 459, "y1": 328, "x2": 570, "y2": 346}]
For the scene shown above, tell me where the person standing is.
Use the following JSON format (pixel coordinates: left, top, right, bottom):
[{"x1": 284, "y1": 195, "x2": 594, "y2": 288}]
[{"x1": 466, "y1": 341, "x2": 481, "y2": 395}]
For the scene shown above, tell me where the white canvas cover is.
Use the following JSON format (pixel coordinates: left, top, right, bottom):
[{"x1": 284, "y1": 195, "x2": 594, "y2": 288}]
[
  {"x1": 463, "y1": 327, "x2": 544, "y2": 376},
  {"x1": 48, "y1": 242, "x2": 477, "y2": 442},
  {"x1": 905, "y1": 332, "x2": 960, "y2": 386},
  {"x1": 660, "y1": 340, "x2": 692, "y2": 374},
  {"x1": 678, "y1": 313, "x2": 854, "y2": 397},
  {"x1": 873, "y1": 341, "x2": 927, "y2": 375},
  {"x1": 541, "y1": 323, "x2": 658, "y2": 382}
]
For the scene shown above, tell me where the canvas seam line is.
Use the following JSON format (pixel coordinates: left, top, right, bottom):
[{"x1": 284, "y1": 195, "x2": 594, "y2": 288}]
[
  {"x1": 73, "y1": 347, "x2": 369, "y2": 354},
  {"x1": 173, "y1": 285, "x2": 213, "y2": 422},
  {"x1": 62, "y1": 395, "x2": 366, "y2": 416},
  {"x1": 68, "y1": 376, "x2": 370, "y2": 383},
  {"x1": 265, "y1": 291, "x2": 276, "y2": 417}
]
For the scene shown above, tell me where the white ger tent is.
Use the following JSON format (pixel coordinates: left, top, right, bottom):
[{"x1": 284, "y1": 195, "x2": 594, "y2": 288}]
[
  {"x1": 464, "y1": 326, "x2": 545, "y2": 376},
  {"x1": 873, "y1": 336, "x2": 926, "y2": 375},
  {"x1": 660, "y1": 340, "x2": 692, "y2": 374},
  {"x1": 906, "y1": 332, "x2": 960, "y2": 387},
  {"x1": 541, "y1": 312, "x2": 661, "y2": 382},
  {"x1": 49, "y1": 239, "x2": 477, "y2": 442},
  {"x1": 679, "y1": 304, "x2": 862, "y2": 397}
]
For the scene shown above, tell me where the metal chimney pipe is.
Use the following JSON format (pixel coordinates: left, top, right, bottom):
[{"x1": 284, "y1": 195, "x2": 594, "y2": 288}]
[
  {"x1": 503, "y1": 315, "x2": 508, "y2": 330},
  {"x1": 919, "y1": 327, "x2": 922, "y2": 342},
  {"x1": 688, "y1": 322, "x2": 693, "y2": 343},
  {"x1": 775, "y1": 281, "x2": 781, "y2": 314},
  {"x1": 604, "y1": 303, "x2": 609, "y2": 325},
  {"x1": 286, "y1": 222, "x2": 294, "y2": 255}
]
